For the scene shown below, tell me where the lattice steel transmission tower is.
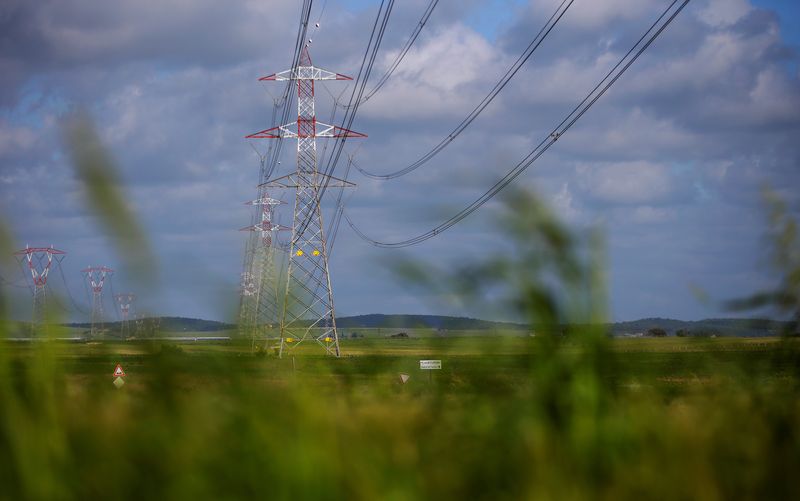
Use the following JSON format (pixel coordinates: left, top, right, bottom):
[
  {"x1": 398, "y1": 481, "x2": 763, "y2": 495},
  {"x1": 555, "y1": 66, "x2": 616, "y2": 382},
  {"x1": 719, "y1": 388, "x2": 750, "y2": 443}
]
[
  {"x1": 13, "y1": 245, "x2": 66, "y2": 331},
  {"x1": 247, "y1": 47, "x2": 364, "y2": 357},
  {"x1": 239, "y1": 195, "x2": 287, "y2": 341},
  {"x1": 82, "y1": 265, "x2": 113, "y2": 338},
  {"x1": 114, "y1": 292, "x2": 135, "y2": 337}
]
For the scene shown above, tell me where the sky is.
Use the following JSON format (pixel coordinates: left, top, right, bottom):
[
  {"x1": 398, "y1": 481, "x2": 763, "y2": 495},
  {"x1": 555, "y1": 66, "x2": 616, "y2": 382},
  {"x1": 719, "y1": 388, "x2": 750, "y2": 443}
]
[{"x1": 1, "y1": 0, "x2": 798, "y2": 323}]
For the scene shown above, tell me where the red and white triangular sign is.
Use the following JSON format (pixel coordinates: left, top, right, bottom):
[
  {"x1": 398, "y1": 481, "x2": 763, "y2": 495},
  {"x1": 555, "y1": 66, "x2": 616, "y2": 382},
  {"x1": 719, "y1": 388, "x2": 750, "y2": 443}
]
[{"x1": 113, "y1": 364, "x2": 126, "y2": 377}]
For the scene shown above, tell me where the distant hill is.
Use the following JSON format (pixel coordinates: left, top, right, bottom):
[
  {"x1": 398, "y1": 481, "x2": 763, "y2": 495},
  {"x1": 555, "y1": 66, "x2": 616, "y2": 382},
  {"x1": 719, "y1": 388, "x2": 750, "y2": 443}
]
[
  {"x1": 66, "y1": 316, "x2": 234, "y2": 333},
  {"x1": 335, "y1": 314, "x2": 527, "y2": 331},
  {"x1": 340, "y1": 315, "x2": 790, "y2": 336},
  {"x1": 608, "y1": 317, "x2": 788, "y2": 337},
  {"x1": 58, "y1": 314, "x2": 791, "y2": 337}
]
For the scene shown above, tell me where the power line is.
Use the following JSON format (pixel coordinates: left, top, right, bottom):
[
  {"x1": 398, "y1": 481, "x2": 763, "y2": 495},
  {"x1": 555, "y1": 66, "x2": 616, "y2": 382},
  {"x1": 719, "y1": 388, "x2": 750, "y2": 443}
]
[
  {"x1": 353, "y1": 0, "x2": 574, "y2": 180},
  {"x1": 293, "y1": 0, "x2": 396, "y2": 241},
  {"x1": 318, "y1": 82, "x2": 350, "y2": 172},
  {"x1": 325, "y1": 0, "x2": 570, "y2": 253},
  {"x1": 264, "y1": 0, "x2": 315, "y2": 183},
  {"x1": 55, "y1": 257, "x2": 89, "y2": 315},
  {"x1": 326, "y1": 151, "x2": 360, "y2": 255},
  {"x1": 0, "y1": 273, "x2": 31, "y2": 289},
  {"x1": 349, "y1": 0, "x2": 441, "y2": 107},
  {"x1": 344, "y1": 0, "x2": 691, "y2": 248},
  {"x1": 14, "y1": 259, "x2": 34, "y2": 294},
  {"x1": 320, "y1": 0, "x2": 396, "y2": 183},
  {"x1": 318, "y1": 0, "x2": 438, "y2": 242},
  {"x1": 44, "y1": 282, "x2": 71, "y2": 315},
  {"x1": 313, "y1": 0, "x2": 329, "y2": 31}
]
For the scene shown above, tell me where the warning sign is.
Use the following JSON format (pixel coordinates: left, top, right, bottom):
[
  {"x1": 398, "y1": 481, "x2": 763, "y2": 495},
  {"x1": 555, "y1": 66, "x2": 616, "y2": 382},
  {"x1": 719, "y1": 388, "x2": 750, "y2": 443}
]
[{"x1": 113, "y1": 364, "x2": 126, "y2": 377}]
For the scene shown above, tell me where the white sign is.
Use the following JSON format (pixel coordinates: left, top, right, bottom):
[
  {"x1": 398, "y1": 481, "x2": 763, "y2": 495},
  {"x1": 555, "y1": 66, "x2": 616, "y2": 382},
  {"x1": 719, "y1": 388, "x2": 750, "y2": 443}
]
[{"x1": 419, "y1": 360, "x2": 442, "y2": 370}]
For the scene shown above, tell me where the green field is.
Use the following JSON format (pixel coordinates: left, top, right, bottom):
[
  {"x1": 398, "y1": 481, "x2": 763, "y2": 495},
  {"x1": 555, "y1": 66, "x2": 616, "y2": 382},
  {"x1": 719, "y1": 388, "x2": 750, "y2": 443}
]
[
  {"x1": 3, "y1": 335, "x2": 800, "y2": 500},
  {"x1": 7, "y1": 334, "x2": 792, "y2": 385},
  {"x1": 4, "y1": 334, "x2": 794, "y2": 397}
]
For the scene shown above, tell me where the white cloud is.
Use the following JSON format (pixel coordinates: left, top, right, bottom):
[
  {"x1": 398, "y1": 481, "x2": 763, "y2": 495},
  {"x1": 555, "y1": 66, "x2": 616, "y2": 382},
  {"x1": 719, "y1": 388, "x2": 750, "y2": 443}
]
[
  {"x1": 748, "y1": 67, "x2": 800, "y2": 125},
  {"x1": 697, "y1": 0, "x2": 751, "y2": 27},
  {"x1": 551, "y1": 182, "x2": 580, "y2": 221},
  {"x1": 630, "y1": 205, "x2": 676, "y2": 224},
  {"x1": 577, "y1": 161, "x2": 674, "y2": 205},
  {"x1": 0, "y1": 121, "x2": 36, "y2": 155},
  {"x1": 532, "y1": 0, "x2": 661, "y2": 28},
  {"x1": 360, "y1": 23, "x2": 506, "y2": 119},
  {"x1": 8, "y1": 0, "x2": 297, "y2": 66}
]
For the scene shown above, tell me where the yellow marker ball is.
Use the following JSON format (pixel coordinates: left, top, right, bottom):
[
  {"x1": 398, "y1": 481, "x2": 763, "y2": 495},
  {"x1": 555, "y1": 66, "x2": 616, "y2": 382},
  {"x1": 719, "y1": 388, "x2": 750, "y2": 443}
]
[
  {"x1": 285, "y1": 337, "x2": 294, "y2": 343},
  {"x1": 323, "y1": 337, "x2": 333, "y2": 343},
  {"x1": 296, "y1": 250, "x2": 304, "y2": 256},
  {"x1": 312, "y1": 249, "x2": 320, "y2": 256}
]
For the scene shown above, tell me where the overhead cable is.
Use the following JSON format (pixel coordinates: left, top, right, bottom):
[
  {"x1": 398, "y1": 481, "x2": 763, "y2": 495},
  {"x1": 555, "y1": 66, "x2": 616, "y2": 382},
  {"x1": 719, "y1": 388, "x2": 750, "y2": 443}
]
[
  {"x1": 294, "y1": 0, "x2": 396, "y2": 239},
  {"x1": 349, "y1": 0, "x2": 441, "y2": 107},
  {"x1": 344, "y1": 0, "x2": 691, "y2": 248},
  {"x1": 354, "y1": 0, "x2": 574, "y2": 180}
]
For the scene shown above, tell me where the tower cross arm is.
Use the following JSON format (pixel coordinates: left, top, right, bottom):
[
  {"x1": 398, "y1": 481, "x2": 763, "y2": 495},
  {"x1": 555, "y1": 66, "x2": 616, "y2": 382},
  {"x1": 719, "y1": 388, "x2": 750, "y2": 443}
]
[
  {"x1": 239, "y1": 222, "x2": 291, "y2": 232},
  {"x1": 14, "y1": 246, "x2": 66, "y2": 256},
  {"x1": 259, "y1": 66, "x2": 352, "y2": 82},
  {"x1": 315, "y1": 122, "x2": 367, "y2": 138},
  {"x1": 81, "y1": 266, "x2": 114, "y2": 274},
  {"x1": 258, "y1": 173, "x2": 356, "y2": 189},
  {"x1": 246, "y1": 121, "x2": 366, "y2": 140},
  {"x1": 245, "y1": 125, "x2": 285, "y2": 139},
  {"x1": 244, "y1": 197, "x2": 284, "y2": 206}
]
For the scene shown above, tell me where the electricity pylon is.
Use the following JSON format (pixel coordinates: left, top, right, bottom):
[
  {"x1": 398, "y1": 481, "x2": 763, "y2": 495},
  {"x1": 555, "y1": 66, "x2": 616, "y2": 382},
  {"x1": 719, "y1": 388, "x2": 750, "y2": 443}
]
[
  {"x1": 82, "y1": 265, "x2": 113, "y2": 339},
  {"x1": 13, "y1": 245, "x2": 66, "y2": 332},
  {"x1": 239, "y1": 195, "x2": 287, "y2": 344},
  {"x1": 247, "y1": 47, "x2": 364, "y2": 357},
  {"x1": 113, "y1": 292, "x2": 135, "y2": 337}
]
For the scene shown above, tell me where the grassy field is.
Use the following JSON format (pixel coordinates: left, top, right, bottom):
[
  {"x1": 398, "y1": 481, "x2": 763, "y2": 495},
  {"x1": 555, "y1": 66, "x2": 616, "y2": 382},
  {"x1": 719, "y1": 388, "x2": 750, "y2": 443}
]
[
  {"x1": 4, "y1": 335, "x2": 799, "y2": 500},
  {"x1": 4, "y1": 334, "x2": 796, "y2": 396}
]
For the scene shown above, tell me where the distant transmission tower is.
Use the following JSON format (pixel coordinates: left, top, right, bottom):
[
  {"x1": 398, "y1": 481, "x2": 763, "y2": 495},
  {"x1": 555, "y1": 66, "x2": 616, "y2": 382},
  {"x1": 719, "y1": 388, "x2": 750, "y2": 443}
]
[
  {"x1": 239, "y1": 195, "x2": 287, "y2": 343},
  {"x1": 82, "y1": 265, "x2": 113, "y2": 339},
  {"x1": 113, "y1": 292, "x2": 136, "y2": 337},
  {"x1": 13, "y1": 245, "x2": 66, "y2": 332},
  {"x1": 134, "y1": 314, "x2": 145, "y2": 337},
  {"x1": 247, "y1": 47, "x2": 365, "y2": 357}
]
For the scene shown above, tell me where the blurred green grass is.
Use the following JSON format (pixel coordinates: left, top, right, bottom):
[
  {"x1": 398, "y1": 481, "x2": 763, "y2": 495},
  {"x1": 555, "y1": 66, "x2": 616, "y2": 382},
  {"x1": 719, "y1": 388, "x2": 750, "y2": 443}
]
[
  {"x1": 1, "y1": 336, "x2": 799, "y2": 500},
  {"x1": 1, "y1": 118, "x2": 799, "y2": 499}
]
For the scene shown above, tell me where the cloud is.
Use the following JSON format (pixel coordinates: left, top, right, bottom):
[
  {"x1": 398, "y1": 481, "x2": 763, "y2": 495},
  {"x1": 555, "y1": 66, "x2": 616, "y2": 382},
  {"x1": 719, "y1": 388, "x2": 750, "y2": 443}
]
[
  {"x1": 697, "y1": 0, "x2": 752, "y2": 27},
  {"x1": 550, "y1": 182, "x2": 580, "y2": 222},
  {"x1": 360, "y1": 23, "x2": 506, "y2": 119},
  {"x1": 0, "y1": 120, "x2": 36, "y2": 155},
  {"x1": 576, "y1": 161, "x2": 675, "y2": 206},
  {"x1": 545, "y1": 0, "x2": 662, "y2": 28},
  {"x1": 0, "y1": 0, "x2": 297, "y2": 67},
  {"x1": 630, "y1": 205, "x2": 676, "y2": 224},
  {"x1": 1, "y1": 0, "x2": 798, "y2": 322}
]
